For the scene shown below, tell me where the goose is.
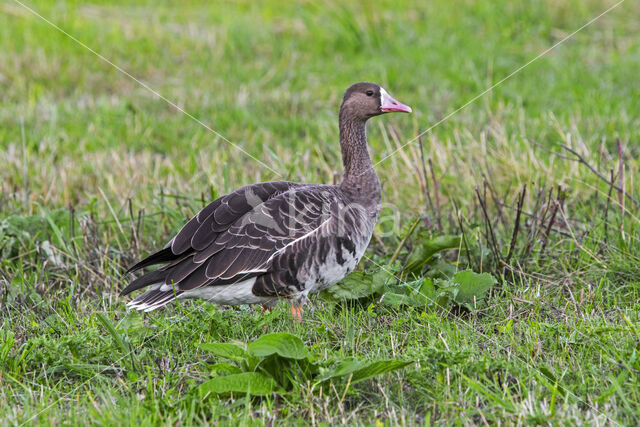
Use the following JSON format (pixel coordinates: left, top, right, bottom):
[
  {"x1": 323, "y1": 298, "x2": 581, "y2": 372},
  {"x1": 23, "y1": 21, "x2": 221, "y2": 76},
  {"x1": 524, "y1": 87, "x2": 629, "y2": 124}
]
[{"x1": 121, "y1": 82, "x2": 412, "y2": 321}]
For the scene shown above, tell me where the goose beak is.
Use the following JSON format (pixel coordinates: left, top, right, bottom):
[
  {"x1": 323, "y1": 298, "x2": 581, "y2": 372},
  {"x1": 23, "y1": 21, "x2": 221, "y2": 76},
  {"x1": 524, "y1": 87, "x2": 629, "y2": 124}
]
[{"x1": 380, "y1": 88, "x2": 412, "y2": 113}]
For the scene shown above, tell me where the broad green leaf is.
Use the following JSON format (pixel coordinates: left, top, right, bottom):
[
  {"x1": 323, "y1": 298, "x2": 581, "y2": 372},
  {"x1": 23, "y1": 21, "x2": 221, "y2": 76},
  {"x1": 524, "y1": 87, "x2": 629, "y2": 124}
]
[
  {"x1": 247, "y1": 333, "x2": 308, "y2": 360},
  {"x1": 256, "y1": 352, "x2": 318, "y2": 390},
  {"x1": 206, "y1": 363, "x2": 243, "y2": 375},
  {"x1": 425, "y1": 262, "x2": 458, "y2": 279},
  {"x1": 452, "y1": 270, "x2": 497, "y2": 307},
  {"x1": 325, "y1": 272, "x2": 375, "y2": 300},
  {"x1": 370, "y1": 269, "x2": 397, "y2": 293},
  {"x1": 323, "y1": 264, "x2": 399, "y2": 301},
  {"x1": 434, "y1": 280, "x2": 458, "y2": 308},
  {"x1": 199, "y1": 343, "x2": 245, "y2": 361},
  {"x1": 418, "y1": 278, "x2": 436, "y2": 301},
  {"x1": 409, "y1": 277, "x2": 436, "y2": 307},
  {"x1": 381, "y1": 278, "x2": 435, "y2": 307},
  {"x1": 316, "y1": 358, "x2": 363, "y2": 382},
  {"x1": 349, "y1": 360, "x2": 413, "y2": 384},
  {"x1": 198, "y1": 372, "x2": 280, "y2": 396},
  {"x1": 380, "y1": 292, "x2": 414, "y2": 307},
  {"x1": 405, "y1": 235, "x2": 461, "y2": 272},
  {"x1": 317, "y1": 358, "x2": 412, "y2": 384}
]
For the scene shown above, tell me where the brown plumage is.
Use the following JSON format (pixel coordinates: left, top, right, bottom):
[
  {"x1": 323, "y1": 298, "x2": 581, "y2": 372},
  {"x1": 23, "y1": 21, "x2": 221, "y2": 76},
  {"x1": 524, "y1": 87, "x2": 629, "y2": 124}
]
[{"x1": 122, "y1": 83, "x2": 411, "y2": 320}]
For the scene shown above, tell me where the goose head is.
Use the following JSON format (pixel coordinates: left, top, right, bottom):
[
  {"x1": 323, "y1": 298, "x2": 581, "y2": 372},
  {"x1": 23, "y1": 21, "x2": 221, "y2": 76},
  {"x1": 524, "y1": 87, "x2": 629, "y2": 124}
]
[{"x1": 340, "y1": 82, "x2": 412, "y2": 121}]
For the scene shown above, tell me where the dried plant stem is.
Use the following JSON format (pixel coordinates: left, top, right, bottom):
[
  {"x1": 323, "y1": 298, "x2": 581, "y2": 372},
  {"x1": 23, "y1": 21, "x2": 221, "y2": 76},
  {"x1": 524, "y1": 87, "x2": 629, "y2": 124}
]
[
  {"x1": 539, "y1": 187, "x2": 563, "y2": 258},
  {"x1": 557, "y1": 143, "x2": 638, "y2": 207},
  {"x1": 617, "y1": 139, "x2": 626, "y2": 241},
  {"x1": 418, "y1": 137, "x2": 435, "y2": 215},
  {"x1": 128, "y1": 198, "x2": 140, "y2": 253},
  {"x1": 428, "y1": 159, "x2": 443, "y2": 231},
  {"x1": 483, "y1": 173, "x2": 507, "y2": 226},
  {"x1": 475, "y1": 186, "x2": 501, "y2": 263},
  {"x1": 452, "y1": 200, "x2": 474, "y2": 270},
  {"x1": 389, "y1": 217, "x2": 420, "y2": 266},
  {"x1": 603, "y1": 168, "x2": 615, "y2": 246},
  {"x1": 505, "y1": 186, "x2": 526, "y2": 265},
  {"x1": 522, "y1": 186, "x2": 545, "y2": 259},
  {"x1": 490, "y1": 199, "x2": 572, "y2": 238}
]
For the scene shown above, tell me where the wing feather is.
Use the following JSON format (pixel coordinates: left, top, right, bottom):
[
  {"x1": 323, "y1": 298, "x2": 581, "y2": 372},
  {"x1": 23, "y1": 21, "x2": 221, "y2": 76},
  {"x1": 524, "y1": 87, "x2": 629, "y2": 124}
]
[
  {"x1": 123, "y1": 182, "x2": 346, "y2": 310},
  {"x1": 165, "y1": 255, "x2": 204, "y2": 284}
]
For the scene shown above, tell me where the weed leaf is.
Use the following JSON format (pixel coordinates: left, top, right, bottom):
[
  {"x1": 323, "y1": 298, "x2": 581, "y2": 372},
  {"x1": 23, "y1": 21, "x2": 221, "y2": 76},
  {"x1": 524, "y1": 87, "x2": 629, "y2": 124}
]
[
  {"x1": 247, "y1": 333, "x2": 308, "y2": 360},
  {"x1": 206, "y1": 363, "x2": 243, "y2": 375},
  {"x1": 325, "y1": 267, "x2": 397, "y2": 301},
  {"x1": 198, "y1": 372, "x2": 280, "y2": 396},
  {"x1": 452, "y1": 270, "x2": 497, "y2": 308},
  {"x1": 199, "y1": 343, "x2": 246, "y2": 362},
  {"x1": 318, "y1": 358, "x2": 412, "y2": 384},
  {"x1": 405, "y1": 235, "x2": 461, "y2": 273},
  {"x1": 382, "y1": 278, "x2": 435, "y2": 307}
]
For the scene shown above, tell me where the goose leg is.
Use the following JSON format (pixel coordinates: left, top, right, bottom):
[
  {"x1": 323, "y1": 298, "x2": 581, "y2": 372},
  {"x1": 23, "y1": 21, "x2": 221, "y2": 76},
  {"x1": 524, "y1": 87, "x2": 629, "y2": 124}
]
[
  {"x1": 290, "y1": 306, "x2": 304, "y2": 323},
  {"x1": 261, "y1": 304, "x2": 273, "y2": 315}
]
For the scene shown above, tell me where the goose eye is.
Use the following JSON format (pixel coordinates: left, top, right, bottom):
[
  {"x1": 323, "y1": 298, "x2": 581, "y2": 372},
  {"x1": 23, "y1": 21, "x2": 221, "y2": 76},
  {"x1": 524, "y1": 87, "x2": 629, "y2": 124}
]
[{"x1": 365, "y1": 90, "x2": 374, "y2": 97}]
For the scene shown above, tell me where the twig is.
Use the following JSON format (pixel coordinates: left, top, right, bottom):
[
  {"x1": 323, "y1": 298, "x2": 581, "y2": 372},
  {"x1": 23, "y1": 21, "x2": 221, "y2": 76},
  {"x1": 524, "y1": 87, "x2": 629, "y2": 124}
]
[
  {"x1": 452, "y1": 200, "x2": 474, "y2": 270},
  {"x1": 389, "y1": 217, "x2": 420, "y2": 266},
  {"x1": 617, "y1": 139, "x2": 626, "y2": 240},
  {"x1": 490, "y1": 199, "x2": 574, "y2": 238},
  {"x1": 128, "y1": 198, "x2": 140, "y2": 253},
  {"x1": 603, "y1": 168, "x2": 615, "y2": 247},
  {"x1": 137, "y1": 208, "x2": 144, "y2": 250},
  {"x1": 556, "y1": 200, "x2": 602, "y2": 265},
  {"x1": 69, "y1": 203, "x2": 76, "y2": 256},
  {"x1": 526, "y1": 137, "x2": 573, "y2": 160},
  {"x1": 483, "y1": 174, "x2": 507, "y2": 227},
  {"x1": 475, "y1": 186, "x2": 501, "y2": 263},
  {"x1": 557, "y1": 143, "x2": 638, "y2": 207},
  {"x1": 428, "y1": 159, "x2": 443, "y2": 231},
  {"x1": 418, "y1": 137, "x2": 435, "y2": 215},
  {"x1": 522, "y1": 186, "x2": 545, "y2": 259},
  {"x1": 505, "y1": 185, "x2": 526, "y2": 265},
  {"x1": 539, "y1": 187, "x2": 562, "y2": 258},
  {"x1": 537, "y1": 187, "x2": 554, "y2": 233}
]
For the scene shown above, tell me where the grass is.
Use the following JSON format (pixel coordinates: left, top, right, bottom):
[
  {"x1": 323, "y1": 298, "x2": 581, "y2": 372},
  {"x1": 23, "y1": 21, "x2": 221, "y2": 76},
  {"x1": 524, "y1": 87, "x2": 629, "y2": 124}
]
[{"x1": 1, "y1": 0, "x2": 640, "y2": 424}]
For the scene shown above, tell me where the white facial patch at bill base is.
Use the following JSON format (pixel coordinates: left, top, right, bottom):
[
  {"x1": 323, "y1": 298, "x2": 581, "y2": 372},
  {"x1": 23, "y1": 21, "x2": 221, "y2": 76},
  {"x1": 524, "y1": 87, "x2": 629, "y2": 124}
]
[
  {"x1": 379, "y1": 86, "x2": 391, "y2": 108},
  {"x1": 378, "y1": 86, "x2": 412, "y2": 113}
]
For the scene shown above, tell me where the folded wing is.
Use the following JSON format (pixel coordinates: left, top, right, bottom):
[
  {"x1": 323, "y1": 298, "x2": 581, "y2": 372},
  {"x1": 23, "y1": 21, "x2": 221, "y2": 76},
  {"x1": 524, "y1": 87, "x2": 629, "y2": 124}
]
[{"x1": 122, "y1": 183, "x2": 342, "y2": 311}]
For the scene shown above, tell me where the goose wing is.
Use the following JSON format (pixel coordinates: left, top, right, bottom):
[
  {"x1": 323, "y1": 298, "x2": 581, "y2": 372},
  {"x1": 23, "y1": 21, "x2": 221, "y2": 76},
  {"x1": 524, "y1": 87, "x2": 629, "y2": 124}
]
[
  {"x1": 122, "y1": 181, "x2": 301, "y2": 295},
  {"x1": 122, "y1": 184, "x2": 343, "y2": 310},
  {"x1": 124, "y1": 180, "x2": 303, "y2": 275}
]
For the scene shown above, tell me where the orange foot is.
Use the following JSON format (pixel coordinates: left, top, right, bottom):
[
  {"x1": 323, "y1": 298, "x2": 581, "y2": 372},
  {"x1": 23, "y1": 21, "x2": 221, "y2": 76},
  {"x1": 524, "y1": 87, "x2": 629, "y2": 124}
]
[
  {"x1": 261, "y1": 305, "x2": 273, "y2": 315},
  {"x1": 290, "y1": 306, "x2": 304, "y2": 323}
]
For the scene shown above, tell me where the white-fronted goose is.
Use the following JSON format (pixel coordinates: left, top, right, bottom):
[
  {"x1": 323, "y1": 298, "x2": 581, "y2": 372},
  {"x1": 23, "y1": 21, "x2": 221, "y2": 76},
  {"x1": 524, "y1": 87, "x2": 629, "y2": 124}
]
[{"x1": 121, "y1": 82, "x2": 412, "y2": 320}]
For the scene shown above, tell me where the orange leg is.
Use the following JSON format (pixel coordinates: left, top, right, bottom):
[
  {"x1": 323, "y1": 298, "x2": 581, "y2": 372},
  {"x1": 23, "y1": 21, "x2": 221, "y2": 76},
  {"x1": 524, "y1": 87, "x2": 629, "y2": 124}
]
[{"x1": 290, "y1": 306, "x2": 304, "y2": 323}]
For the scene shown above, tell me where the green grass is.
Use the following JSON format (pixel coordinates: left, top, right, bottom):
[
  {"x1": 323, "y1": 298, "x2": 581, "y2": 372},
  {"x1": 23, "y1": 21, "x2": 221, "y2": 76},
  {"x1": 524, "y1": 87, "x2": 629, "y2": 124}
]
[{"x1": 1, "y1": 0, "x2": 640, "y2": 424}]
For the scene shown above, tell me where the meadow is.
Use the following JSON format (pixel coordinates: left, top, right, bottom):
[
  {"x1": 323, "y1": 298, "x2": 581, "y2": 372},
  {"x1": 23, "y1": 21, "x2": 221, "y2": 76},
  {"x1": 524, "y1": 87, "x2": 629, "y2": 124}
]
[{"x1": 1, "y1": 0, "x2": 639, "y2": 424}]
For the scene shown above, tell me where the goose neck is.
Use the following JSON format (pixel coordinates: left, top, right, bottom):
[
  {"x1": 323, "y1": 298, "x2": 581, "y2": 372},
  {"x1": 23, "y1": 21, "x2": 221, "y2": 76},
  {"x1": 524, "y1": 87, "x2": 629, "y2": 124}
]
[{"x1": 338, "y1": 112, "x2": 380, "y2": 201}]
